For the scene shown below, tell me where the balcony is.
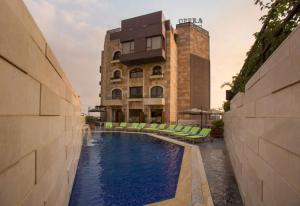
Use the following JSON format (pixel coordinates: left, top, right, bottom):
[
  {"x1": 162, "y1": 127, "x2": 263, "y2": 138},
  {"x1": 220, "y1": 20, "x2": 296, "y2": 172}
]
[
  {"x1": 102, "y1": 98, "x2": 123, "y2": 106},
  {"x1": 150, "y1": 74, "x2": 164, "y2": 79},
  {"x1": 120, "y1": 49, "x2": 166, "y2": 65},
  {"x1": 144, "y1": 97, "x2": 165, "y2": 105},
  {"x1": 128, "y1": 96, "x2": 143, "y2": 102},
  {"x1": 110, "y1": 59, "x2": 120, "y2": 64},
  {"x1": 110, "y1": 77, "x2": 122, "y2": 83}
]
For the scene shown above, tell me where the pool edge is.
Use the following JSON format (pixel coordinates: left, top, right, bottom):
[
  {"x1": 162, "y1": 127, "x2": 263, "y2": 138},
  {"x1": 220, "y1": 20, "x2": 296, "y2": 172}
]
[{"x1": 93, "y1": 131, "x2": 214, "y2": 206}]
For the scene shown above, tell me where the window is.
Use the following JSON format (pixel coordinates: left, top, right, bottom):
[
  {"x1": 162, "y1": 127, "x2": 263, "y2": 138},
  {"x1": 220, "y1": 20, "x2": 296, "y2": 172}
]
[
  {"x1": 122, "y1": 41, "x2": 134, "y2": 54},
  {"x1": 151, "y1": 86, "x2": 163, "y2": 98},
  {"x1": 112, "y1": 89, "x2": 122, "y2": 99},
  {"x1": 130, "y1": 87, "x2": 143, "y2": 98},
  {"x1": 112, "y1": 70, "x2": 121, "y2": 79},
  {"x1": 130, "y1": 68, "x2": 143, "y2": 78},
  {"x1": 146, "y1": 36, "x2": 162, "y2": 50},
  {"x1": 152, "y1": 66, "x2": 162, "y2": 75},
  {"x1": 112, "y1": 51, "x2": 121, "y2": 60}
]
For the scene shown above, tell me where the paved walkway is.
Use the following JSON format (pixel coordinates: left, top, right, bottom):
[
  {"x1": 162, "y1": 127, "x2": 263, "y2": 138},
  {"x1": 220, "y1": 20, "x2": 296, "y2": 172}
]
[{"x1": 198, "y1": 139, "x2": 243, "y2": 206}]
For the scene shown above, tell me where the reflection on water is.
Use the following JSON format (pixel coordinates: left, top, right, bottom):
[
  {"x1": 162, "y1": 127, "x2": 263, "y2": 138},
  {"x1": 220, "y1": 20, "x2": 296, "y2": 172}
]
[
  {"x1": 69, "y1": 132, "x2": 184, "y2": 206},
  {"x1": 199, "y1": 139, "x2": 243, "y2": 206}
]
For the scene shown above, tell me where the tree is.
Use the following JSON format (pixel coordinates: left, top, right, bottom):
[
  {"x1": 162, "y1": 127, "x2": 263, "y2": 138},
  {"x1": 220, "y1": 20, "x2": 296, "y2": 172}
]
[{"x1": 224, "y1": 0, "x2": 300, "y2": 111}]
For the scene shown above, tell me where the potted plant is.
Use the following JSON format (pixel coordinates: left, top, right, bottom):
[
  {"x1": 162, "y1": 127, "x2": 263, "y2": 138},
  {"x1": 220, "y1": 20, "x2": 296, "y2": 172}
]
[
  {"x1": 211, "y1": 119, "x2": 224, "y2": 138},
  {"x1": 85, "y1": 115, "x2": 98, "y2": 130}
]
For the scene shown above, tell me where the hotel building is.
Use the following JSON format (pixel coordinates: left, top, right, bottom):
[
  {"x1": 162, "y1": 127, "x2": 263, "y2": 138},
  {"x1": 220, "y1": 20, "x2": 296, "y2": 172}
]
[{"x1": 99, "y1": 11, "x2": 210, "y2": 123}]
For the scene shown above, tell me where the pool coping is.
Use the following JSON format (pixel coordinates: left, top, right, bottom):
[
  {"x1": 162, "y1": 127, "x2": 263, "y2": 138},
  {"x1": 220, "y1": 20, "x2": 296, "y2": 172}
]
[{"x1": 93, "y1": 131, "x2": 214, "y2": 206}]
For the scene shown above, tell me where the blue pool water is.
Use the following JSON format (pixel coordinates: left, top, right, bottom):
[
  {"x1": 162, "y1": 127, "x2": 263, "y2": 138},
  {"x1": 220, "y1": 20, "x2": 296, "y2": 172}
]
[{"x1": 69, "y1": 132, "x2": 184, "y2": 206}]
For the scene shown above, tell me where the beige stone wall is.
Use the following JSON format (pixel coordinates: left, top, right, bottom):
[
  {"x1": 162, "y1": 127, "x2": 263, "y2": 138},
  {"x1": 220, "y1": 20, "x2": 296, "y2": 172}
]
[
  {"x1": 176, "y1": 26, "x2": 191, "y2": 115},
  {"x1": 0, "y1": 1, "x2": 84, "y2": 206},
  {"x1": 224, "y1": 25, "x2": 300, "y2": 206},
  {"x1": 101, "y1": 31, "x2": 172, "y2": 123},
  {"x1": 167, "y1": 29, "x2": 178, "y2": 123},
  {"x1": 176, "y1": 25, "x2": 210, "y2": 120}
]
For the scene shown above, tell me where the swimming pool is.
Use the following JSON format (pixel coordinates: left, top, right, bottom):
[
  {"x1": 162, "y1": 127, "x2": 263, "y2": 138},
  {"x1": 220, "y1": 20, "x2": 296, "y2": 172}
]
[{"x1": 69, "y1": 132, "x2": 184, "y2": 206}]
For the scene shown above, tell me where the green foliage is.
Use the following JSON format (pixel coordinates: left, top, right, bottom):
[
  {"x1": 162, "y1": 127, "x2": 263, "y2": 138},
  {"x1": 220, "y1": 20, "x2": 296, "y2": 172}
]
[
  {"x1": 212, "y1": 119, "x2": 224, "y2": 128},
  {"x1": 85, "y1": 116, "x2": 98, "y2": 124},
  {"x1": 223, "y1": 101, "x2": 230, "y2": 112},
  {"x1": 227, "y1": 0, "x2": 300, "y2": 104}
]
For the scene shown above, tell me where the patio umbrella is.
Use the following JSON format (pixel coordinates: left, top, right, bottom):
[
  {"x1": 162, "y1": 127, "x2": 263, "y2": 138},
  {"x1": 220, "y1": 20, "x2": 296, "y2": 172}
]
[{"x1": 178, "y1": 108, "x2": 210, "y2": 129}]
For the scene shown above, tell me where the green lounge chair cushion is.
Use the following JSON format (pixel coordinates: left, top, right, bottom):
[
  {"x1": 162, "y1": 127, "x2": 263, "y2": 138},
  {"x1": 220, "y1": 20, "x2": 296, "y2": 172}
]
[
  {"x1": 137, "y1": 123, "x2": 146, "y2": 129},
  {"x1": 164, "y1": 125, "x2": 183, "y2": 134},
  {"x1": 160, "y1": 124, "x2": 177, "y2": 133},
  {"x1": 186, "y1": 128, "x2": 212, "y2": 139},
  {"x1": 177, "y1": 127, "x2": 201, "y2": 137},
  {"x1": 127, "y1": 123, "x2": 139, "y2": 129},
  {"x1": 151, "y1": 124, "x2": 166, "y2": 131},
  {"x1": 171, "y1": 126, "x2": 192, "y2": 135},
  {"x1": 105, "y1": 122, "x2": 113, "y2": 129},
  {"x1": 144, "y1": 123, "x2": 158, "y2": 130},
  {"x1": 176, "y1": 126, "x2": 199, "y2": 135},
  {"x1": 115, "y1": 122, "x2": 127, "y2": 129}
]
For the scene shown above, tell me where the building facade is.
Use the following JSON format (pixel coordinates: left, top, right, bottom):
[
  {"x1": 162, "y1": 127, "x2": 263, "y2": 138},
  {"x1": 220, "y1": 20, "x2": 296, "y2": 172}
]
[{"x1": 99, "y1": 11, "x2": 210, "y2": 123}]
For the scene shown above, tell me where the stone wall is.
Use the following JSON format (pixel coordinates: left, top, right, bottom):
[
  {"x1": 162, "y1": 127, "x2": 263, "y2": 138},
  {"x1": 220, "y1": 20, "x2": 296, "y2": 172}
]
[
  {"x1": 224, "y1": 25, "x2": 300, "y2": 206},
  {"x1": 176, "y1": 24, "x2": 210, "y2": 120},
  {"x1": 0, "y1": 1, "x2": 84, "y2": 206}
]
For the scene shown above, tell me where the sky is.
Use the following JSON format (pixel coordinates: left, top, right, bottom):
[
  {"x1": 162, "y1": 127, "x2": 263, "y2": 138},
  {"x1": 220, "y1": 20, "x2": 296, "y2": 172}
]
[{"x1": 24, "y1": 0, "x2": 263, "y2": 113}]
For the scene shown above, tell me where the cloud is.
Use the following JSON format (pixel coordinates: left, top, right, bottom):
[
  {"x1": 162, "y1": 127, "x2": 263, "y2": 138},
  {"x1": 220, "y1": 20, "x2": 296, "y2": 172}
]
[
  {"x1": 24, "y1": 0, "x2": 263, "y2": 112},
  {"x1": 24, "y1": 0, "x2": 106, "y2": 113}
]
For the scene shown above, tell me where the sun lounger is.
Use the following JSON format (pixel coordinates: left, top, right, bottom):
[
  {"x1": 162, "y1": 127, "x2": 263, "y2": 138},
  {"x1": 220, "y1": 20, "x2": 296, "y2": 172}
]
[
  {"x1": 143, "y1": 123, "x2": 158, "y2": 132},
  {"x1": 115, "y1": 122, "x2": 127, "y2": 130},
  {"x1": 184, "y1": 128, "x2": 212, "y2": 143}
]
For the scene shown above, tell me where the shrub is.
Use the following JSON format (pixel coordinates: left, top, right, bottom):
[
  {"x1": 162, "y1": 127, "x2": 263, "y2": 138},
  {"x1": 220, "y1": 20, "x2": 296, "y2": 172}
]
[
  {"x1": 226, "y1": 0, "x2": 300, "y2": 108},
  {"x1": 212, "y1": 119, "x2": 224, "y2": 128},
  {"x1": 85, "y1": 116, "x2": 98, "y2": 124},
  {"x1": 223, "y1": 101, "x2": 230, "y2": 112}
]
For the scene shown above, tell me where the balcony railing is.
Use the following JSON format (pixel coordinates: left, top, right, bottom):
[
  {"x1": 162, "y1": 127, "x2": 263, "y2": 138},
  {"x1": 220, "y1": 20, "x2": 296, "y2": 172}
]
[
  {"x1": 144, "y1": 97, "x2": 165, "y2": 105},
  {"x1": 150, "y1": 74, "x2": 164, "y2": 79},
  {"x1": 102, "y1": 97, "x2": 123, "y2": 106},
  {"x1": 110, "y1": 77, "x2": 122, "y2": 83}
]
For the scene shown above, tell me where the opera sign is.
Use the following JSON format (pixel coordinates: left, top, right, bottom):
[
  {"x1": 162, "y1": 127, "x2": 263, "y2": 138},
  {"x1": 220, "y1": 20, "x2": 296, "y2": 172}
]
[{"x1": 178, "y1": 18, "x2": 203, "y2": 27}]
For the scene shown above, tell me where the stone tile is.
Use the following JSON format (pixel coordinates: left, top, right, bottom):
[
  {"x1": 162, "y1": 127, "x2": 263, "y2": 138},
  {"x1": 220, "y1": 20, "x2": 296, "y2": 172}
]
[
  {"x1": 45, "y1": 44, "x2": 67, "y2": 81},
  {"x1": 243, "y1": 162, "x2": 263, "y2": 206},
  {"x1": 243, "y1": 131, "x2": 259, "y2": 154},
  {"x1": 259, "y1": 139, "x2": 300, "y2": 192},
  {"x1": 22, "y1": 155, "x2": 65, "y2": 206},
  {"x1": 0, "y1": 1, "x2": 66, "y2": 99},
  {"x1": 245, "y1": 71, "x2": 260, "y2": 91},
  {"x1": 272, "y1": 173, "x2": 300, "y2": 206},
  {"x1": 256, "y1": 83, "x2": 300, "y2": 118},
  {"x1": 36, "y1": 137, "x2": 65, "y2": 182},
  {"x1": 244, "y1": 71, "x2": 274, "y2": 104},
  {"x1": 0, "y1": 0, "x2": 37, "y2": 73},
  {"x1": 270, "y1": 34, "x2": 300, "y2": 93},
  {"x1": 4, "y1": 0, "x2": 46, "y2": 53},
  {"x1": 230, "y1": 92, "x2": 244, "y2": 109},
  {"x1": 40, "y1": 85, "x2": 64, "y2": 116},
  {"x1": 263, "y1": 117, "x2": 300, "y2": 156},
  {"x1": 290, "y1": 26, "x2": 300, "y2": 77},
  {"x1": 0, "y1": 58, "x2": 40, "y2": 115},
  {"x1": 45, "y1": 169, "x2": 69, "y2": 206},
  {"x1": 262, "y1": 182, "x2": 279, "y2": 206},
  {"x1": 0, "y1": 152, "x2": 35, "y2": 206}
]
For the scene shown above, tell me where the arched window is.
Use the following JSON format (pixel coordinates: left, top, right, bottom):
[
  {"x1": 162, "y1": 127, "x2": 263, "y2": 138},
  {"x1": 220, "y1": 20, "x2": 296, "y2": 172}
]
[
  {"x1": 151, "y1": 86, "x2": 163, "y2": 98},
  {"x1": 112, "y1": 51, "x2": 121, "y2": 60},
  {"x1": 152, "y1": 66, "x2": 162, "y2": 75},
  {"x1": 130, "y1": 68, "x2": 143, "y2": 78},
  {"x1": 112, "y1": 70, "x2": 121, "y2": 79},
  {"x1": 112, "y1": 89, "x2": 122, "y2": 99}
]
